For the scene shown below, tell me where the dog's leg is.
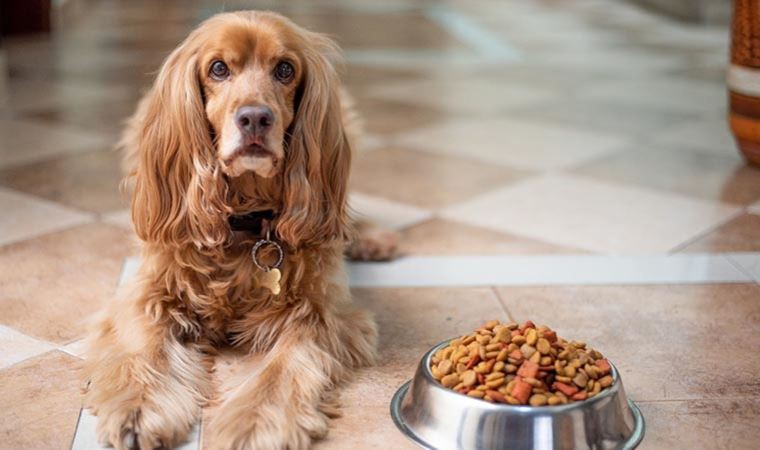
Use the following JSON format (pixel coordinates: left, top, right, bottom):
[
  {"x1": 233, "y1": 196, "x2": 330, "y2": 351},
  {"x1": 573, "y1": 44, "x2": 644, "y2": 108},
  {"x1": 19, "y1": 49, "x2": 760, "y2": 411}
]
[
  {"x1": 209, "y1": 308, "x2": 377, "y2": 450},
  {"x1": 82, "y1": 290, "x2": 213, "y2": 450}
]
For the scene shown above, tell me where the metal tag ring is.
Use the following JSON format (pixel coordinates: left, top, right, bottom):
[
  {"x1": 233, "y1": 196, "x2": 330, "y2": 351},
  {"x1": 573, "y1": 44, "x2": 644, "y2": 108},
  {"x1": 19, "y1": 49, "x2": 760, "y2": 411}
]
[{"x1": 251, "y1": 239, "x2": 284, "y2": 271}]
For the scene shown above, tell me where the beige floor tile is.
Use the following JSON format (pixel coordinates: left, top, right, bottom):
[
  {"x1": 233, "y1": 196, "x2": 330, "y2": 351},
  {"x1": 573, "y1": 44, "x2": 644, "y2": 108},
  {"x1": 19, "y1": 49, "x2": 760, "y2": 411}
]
[
  {"x1": 0, "y1": 149, "x2": 127, "y2": 214},
  {"x1": 572, "y1": 147, "x2": 760, "y2": 206},
  {"x1": 0, "y1": 325, "x2": 55, "y2": 370},
  {"x1": 368, "y1": 78, "x2": 556, "y2": 116},
  {"x1": 354, "y1": 96, "x2": 447, "y2": 135},
  {"x1": 0, "y1": 351, "x2": 82, "y2": 450},
  {"x1": 638, "y1": 399, "x2": 760, "y2": 450},
  {"x1": 496, "y1": 284, "x2": 760, "y2": 401},
  {"x1": 350, "y1": 147, "x2": 528, "y2": 209},
  {"x1": 442, "y1": 174, "x2": 741, "y2": 254},
  {"x1": 0, "y1": 119, "x2": 109, "y2": 169},
  {"x1": 680, "y1": 214, "x2": 760, "y2": 252},
  {"x1": 0, "y1": 223, "x2": 134, "y2": 344},
  {"x1": 349, "y1": 192, "x2": 432, "y2": 231},
  {"x1": 579, "y1": 77, "x2": 726, "y2": 116},
  {"x1": 396, "y1": 118, "x2": 627, "y2": 171},
  {"x1": 0, "y1": 187, "x2": 92, "y2": 247},
  {"x1": 400, "y1": 218, "x2": 584, "y2": 256}
]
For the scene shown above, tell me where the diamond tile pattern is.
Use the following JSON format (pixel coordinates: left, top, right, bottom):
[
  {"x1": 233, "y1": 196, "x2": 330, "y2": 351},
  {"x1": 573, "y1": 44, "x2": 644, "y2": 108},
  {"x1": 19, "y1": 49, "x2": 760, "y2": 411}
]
[{"x1": 1, "y1": 0, "x2": 758, "y2": 449}]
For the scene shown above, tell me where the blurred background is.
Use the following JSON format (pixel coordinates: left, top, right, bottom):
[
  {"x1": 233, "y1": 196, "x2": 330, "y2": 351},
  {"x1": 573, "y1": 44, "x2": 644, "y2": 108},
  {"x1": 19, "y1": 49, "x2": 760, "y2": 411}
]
[{"x1": 1, "y1": 1, "x2": 759, "y2": 449}]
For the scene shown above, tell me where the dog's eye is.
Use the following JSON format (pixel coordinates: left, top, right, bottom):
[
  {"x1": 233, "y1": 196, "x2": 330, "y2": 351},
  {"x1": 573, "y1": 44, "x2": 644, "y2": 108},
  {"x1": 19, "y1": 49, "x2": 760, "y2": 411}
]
[
  {"x1": 209, "y1": 60, "x2": 230, "y2": 80},
  {"x1": 274, "y1": 61, "x2": 294, "y2": 83}
]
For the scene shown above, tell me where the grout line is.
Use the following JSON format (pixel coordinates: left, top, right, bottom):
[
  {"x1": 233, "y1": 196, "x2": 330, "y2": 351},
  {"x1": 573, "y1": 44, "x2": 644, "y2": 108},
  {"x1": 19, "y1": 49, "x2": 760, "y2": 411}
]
[
  {"x1": 724, "y1": 253, "x2": 760, "y2": 285},
  {"x1": 490, "y1": 286, "x2": 516, "y2": 322},
  {"x1": 667, "y1": 208, "x2": 745, "y2": 254},
  {"x1": 723, "y1": 254, "x2": 756, "y2": 283}
]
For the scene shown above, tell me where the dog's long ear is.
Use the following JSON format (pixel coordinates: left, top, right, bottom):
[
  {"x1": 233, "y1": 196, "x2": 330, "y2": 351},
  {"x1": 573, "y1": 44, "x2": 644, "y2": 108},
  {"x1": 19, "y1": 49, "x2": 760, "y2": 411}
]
[
  {"x1": 129, "y1": 36, "x2": 228, "y2": 250},
  {"x1": 276, "y1": 32, "x2": 352, "y2": 248}
]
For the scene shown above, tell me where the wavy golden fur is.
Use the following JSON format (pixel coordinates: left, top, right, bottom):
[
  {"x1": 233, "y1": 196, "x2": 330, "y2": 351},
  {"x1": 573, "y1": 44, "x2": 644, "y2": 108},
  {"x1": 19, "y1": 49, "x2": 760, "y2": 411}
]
[{"x1": 83, "y1": 11, "x2": 378, "y2": 449}]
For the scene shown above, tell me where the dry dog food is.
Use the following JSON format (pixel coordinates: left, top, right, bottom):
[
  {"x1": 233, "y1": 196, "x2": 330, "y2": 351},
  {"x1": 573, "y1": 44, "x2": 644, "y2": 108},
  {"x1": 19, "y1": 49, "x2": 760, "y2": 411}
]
[{"x1": 430, "y1": 320, "x2": 613, "y2": 406}]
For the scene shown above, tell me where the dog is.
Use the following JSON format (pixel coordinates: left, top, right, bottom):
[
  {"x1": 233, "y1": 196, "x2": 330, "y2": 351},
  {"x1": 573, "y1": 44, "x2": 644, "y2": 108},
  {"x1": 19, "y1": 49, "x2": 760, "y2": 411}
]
[{"x1": 83, "y1": 11, "x2": 381, "y2": 449}]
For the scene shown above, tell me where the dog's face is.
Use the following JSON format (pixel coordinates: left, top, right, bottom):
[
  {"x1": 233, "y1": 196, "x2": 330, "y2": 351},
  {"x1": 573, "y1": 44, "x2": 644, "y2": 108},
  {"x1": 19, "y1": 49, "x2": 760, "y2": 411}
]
[
  {"x1": 199, "y1": 21, "x2": 302, "y2": 178},
  {"x1": 131, "y1": 11, "x2": 352, "y2": 249}
]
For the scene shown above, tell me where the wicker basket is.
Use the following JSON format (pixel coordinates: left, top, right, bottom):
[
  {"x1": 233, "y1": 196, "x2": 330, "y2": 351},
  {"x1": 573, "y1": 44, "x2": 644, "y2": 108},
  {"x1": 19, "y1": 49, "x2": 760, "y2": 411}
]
[{"x1": 729, "y1": 0, "x2": 760, "y2": 165}]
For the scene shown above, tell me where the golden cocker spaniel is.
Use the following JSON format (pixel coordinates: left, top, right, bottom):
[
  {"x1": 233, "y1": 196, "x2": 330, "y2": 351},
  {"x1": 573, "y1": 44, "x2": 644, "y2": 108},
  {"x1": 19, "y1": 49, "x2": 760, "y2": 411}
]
[{"x1": 83, "y1": 11, "x2": 380, "y2": 450}]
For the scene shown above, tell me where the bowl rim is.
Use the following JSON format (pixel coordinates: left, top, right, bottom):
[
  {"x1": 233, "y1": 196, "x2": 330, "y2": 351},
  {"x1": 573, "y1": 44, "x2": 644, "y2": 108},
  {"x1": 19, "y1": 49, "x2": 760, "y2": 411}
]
[{"x1": 421, "y1": 338, "x2": 620, "y2": 412}]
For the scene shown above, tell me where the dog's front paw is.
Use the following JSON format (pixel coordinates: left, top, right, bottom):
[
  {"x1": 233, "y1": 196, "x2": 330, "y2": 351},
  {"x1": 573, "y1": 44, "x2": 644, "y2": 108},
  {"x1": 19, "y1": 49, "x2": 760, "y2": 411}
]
[
  {"x1": 93, "y1": 401, "x2": 194, "y2": 450},
  {"x1": 209, "y1": 400, "x2": 329, "y2": 450}
]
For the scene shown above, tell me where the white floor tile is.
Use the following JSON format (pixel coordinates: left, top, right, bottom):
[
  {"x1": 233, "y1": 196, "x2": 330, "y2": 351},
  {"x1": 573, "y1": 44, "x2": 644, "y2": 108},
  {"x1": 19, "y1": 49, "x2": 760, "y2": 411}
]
[
  {"x1": 652, "y1": 117, "x2": 739, "y2": 157},
  {"x1": 0, "y1": 187, "x2": 93, "y2": 247},
  {"x1": 579, "y1": 77, "x2": 726, "y2": 116},
  {"x1": 347, "y1": 254, "x2": 752, "y2": 287},
  {"x1": 395, "y1": 118, "x2": 627, "y2": 171},
  {"x1": 440, "y1": 174, "x2": 741, "y2": 254},
  {"x1": 0, "y1": 325, "x2": 55, "y2": 370}
]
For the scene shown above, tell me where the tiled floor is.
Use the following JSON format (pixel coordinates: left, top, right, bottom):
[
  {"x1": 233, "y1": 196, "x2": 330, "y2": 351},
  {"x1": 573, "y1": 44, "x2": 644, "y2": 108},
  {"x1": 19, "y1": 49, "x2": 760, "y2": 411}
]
[{"x1": 1, "y1": 0, "x2": 759, "y2": 449}]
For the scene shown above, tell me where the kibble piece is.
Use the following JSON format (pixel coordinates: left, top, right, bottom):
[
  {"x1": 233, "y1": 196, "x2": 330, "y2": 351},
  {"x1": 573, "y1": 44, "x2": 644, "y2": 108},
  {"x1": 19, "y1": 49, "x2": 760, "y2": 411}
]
[
  {"x1": 525, "y1": 329, "x2": 538, "y2": 346},
  {"x1": 599, "y1": 375, "x2": 613, "y2": 388},
  {"x1": 572, "y1": 371, "x2": 588, "y2": 389},
  {"x1": 467, "y1": 389, "x2": 485, "y2": 398},
  {"x1": 461, "y1": 370, "x2": 477, "y2": 387},
  {"x1": 437, "y1": 359, "x2": 453, "y2": 376},
  {"x1": 441, "y1": 373, "x2": 459, "y2": 388},
  {"x1": 486, "y1": 389, "x2": 507, "y2": 403},
  {"x1": 536, "y1": 338, "x2": 551, "y2": 355},
  {"x1": 520, "y1": 344, "x2": 537, "y2": 359},
  {"x1": 529, "y1": 394, "x2": 548, "y2": 406}
]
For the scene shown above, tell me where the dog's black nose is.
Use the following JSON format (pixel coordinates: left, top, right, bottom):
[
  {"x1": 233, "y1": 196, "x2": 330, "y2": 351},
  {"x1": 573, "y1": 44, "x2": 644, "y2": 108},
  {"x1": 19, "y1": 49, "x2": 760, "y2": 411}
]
[{"x1": 235, "y1": 105, "x2": 274, "y2": 136}]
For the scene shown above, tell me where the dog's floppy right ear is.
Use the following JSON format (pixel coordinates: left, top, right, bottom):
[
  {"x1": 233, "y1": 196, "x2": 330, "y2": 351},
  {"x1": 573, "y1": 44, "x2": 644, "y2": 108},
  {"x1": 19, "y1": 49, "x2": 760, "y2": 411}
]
[{"x1": 127, "y1": 35, "x2": 229, "y2": 250}]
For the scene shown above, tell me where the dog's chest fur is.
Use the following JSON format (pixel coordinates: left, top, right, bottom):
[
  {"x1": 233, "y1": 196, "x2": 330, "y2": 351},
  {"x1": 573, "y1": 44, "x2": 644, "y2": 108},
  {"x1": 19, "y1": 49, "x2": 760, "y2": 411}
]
[{"x1": 157, "y1": 238, "x2": 343, "y2": 349}]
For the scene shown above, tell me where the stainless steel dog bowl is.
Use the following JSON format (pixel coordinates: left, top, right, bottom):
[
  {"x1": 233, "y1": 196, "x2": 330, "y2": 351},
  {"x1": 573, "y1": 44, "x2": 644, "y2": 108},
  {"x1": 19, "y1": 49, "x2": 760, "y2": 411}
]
[{"x1": 391, "y1": 340, "x2": 645, "y2": 450}]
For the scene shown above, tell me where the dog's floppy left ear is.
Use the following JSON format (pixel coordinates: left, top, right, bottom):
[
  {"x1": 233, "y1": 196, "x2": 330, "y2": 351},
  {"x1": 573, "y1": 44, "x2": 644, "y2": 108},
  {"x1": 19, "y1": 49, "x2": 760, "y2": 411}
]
[
  {"x1": 128, "y1": 33, "x2": 229, "y2": 251},
  {"x1": 276, "y1": 32, "x2": 352, "y2": 248}
]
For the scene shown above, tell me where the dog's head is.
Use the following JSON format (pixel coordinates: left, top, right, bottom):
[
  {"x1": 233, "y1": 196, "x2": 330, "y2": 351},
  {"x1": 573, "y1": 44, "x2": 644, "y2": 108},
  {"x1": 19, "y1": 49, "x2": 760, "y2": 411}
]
[{"x1": 130, "y1": 11, "x2": 351, "y2": 250}]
